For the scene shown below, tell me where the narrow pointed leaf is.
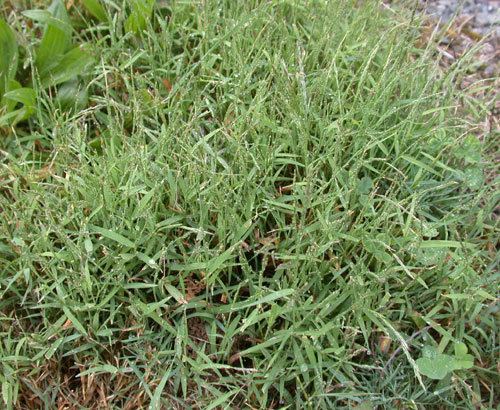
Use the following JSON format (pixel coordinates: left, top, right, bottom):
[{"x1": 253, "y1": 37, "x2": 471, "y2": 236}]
[
  {"x1": 125, "y1": 0, "x2": 155, "y2": 34},
  {"x1": 31, "y1": 0, "x2": 72, "y2": 75},
  {"x1": 82, "y1": 0, "x2": 108, "y2": 22},
  {"x1": 0, "y1": 18, "x2": 18, "y2": 97}
]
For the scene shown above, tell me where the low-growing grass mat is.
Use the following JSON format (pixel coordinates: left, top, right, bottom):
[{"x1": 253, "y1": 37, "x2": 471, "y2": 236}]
[{"x1": 0, "y1": 0, "x2": 498, "y2": 408}]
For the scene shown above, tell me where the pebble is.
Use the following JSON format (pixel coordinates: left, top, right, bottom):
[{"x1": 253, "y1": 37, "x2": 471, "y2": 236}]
[{"x1": 420, "y1": 0, "x2": 499, "y2": 36}]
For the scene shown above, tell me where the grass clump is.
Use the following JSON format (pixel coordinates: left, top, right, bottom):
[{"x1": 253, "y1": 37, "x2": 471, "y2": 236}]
[{"x1": 1, "y1": 0, "x2": 498, "y2": 408}]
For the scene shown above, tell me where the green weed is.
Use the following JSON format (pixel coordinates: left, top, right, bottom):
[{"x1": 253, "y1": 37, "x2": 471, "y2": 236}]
[{"x1": 0, "y1": 0, "x2": 497, "y2": 408}]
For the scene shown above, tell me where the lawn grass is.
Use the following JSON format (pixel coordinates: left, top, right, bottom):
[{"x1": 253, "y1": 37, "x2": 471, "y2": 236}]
[{"x1": 0, "y1": 0, "x2": 498, "y2": 408}]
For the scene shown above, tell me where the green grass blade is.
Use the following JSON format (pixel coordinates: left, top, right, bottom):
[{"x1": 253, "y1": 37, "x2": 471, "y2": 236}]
[{"x1": 125, "y1": 0, "x2": 154, "y2": 34}]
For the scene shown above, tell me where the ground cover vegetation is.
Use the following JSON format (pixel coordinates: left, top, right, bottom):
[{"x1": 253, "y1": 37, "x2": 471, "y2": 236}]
[{"x1": 0, "y1": 0, "x2": 498, "y2": 408}]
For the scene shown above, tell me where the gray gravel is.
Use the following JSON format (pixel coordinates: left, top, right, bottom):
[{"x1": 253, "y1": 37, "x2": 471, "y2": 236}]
[{"x1": 420, "y1": 0, "x2": 499, "y2": 36}]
